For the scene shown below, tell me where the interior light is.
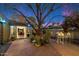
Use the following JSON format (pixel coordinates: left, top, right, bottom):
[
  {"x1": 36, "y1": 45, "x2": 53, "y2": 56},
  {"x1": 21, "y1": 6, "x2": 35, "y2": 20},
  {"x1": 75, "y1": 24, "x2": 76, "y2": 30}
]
[{"x1": 11, "y1": 26, "x2": 14, "y2": 28}]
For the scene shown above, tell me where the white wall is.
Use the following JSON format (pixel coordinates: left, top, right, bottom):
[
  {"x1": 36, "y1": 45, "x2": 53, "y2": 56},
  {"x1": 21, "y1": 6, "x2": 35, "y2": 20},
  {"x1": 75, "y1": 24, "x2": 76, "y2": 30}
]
[
  {"x1": 10, "y1": 26, "x2": 28, "y2": 39},
  {"x1": 10, "y1": 26, "x2": 14, "y2": 35}
]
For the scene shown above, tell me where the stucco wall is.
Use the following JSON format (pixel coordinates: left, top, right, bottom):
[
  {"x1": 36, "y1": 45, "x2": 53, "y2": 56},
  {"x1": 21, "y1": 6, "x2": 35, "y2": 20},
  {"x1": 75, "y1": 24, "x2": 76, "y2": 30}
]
[
  {"x1": 10, "y1": 26, "x2": 28, "y2": 39},
  {"x1": 0, "y1": 23, "x2": 3, "y2": 44},
  {"x1": 3, "y1": 22, "x2": 10, "y2": 44},
  {"x1": 70, "y1": 31, "x2": 79, "y2": 39}
]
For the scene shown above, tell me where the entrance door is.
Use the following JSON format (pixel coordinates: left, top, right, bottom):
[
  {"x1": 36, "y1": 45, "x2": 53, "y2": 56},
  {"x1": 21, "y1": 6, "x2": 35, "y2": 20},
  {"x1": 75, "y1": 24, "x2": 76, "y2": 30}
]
[
  {"x1": 17, "y1": 26, "x2": 27, "y2": 39},
  {"x1": 0, "y1": 23, "x2": 3, "y2": 44}
]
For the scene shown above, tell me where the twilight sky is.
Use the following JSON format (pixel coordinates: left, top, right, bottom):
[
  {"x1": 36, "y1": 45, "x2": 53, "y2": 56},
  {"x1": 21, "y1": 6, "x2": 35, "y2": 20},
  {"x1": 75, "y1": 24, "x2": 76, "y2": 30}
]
[{"x1": 0, "y1": 3, "x2": 79, "y2": 24}]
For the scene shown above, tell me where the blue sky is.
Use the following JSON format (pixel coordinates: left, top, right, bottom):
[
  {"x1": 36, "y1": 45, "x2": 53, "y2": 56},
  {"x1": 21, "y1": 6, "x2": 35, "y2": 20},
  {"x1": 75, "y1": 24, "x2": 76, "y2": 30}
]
[{"x1": 0, "y1": 3, "x2": 79, "y2": 24}]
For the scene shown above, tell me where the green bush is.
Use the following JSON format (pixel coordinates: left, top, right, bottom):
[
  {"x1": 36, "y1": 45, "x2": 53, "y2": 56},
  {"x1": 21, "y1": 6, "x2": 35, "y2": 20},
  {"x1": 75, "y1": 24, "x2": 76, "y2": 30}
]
[
  {"x1": 44, "y1": 29, "x2": 51, "y2": 44},
  {"x1": 11, "y1": 32, "x2": 16, "y2": 41},
  {"x1": 30, "y1": 34, "x2": 35, "y2": 42},
  {"x1": 34, "y1": 35, "x2": 41, "y2": 46},
  {"x1": 30, "y1": 29, "x2": 51, "y2": 47}
]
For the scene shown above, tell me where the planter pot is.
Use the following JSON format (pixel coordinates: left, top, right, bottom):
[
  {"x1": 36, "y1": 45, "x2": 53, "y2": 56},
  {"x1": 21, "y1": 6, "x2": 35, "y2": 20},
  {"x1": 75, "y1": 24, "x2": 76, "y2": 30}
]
[{"x1": 34, "y1": 43, "x2": 41, "y2": 47}]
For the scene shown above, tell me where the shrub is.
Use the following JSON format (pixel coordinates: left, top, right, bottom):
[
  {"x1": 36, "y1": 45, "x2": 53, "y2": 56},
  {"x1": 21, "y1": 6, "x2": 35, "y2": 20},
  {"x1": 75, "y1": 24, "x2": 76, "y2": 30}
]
[
  {"x1": 11, "y1": 32, "x2": 16, "y2": 41},
  {"x1": 44, "y1": 29, "x2": 51, "y2": 44},
  {"x1": 34, "y1": 35, "x2": 41, "y2": 47},
  {"x1": 30, "y1": 29, "x2": 51, "y2": 47}
]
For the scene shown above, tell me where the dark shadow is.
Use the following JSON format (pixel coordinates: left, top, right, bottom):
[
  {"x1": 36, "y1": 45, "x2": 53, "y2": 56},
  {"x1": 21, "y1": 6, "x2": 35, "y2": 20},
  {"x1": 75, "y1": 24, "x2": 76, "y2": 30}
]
[{"x1": 0, "y1": 42, "x2": 12, "y2": 56}]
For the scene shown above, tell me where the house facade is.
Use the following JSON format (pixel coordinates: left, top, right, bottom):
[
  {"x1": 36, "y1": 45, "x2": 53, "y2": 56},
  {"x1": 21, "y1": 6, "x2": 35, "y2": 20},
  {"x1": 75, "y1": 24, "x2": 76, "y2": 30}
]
[
  {"x1": 48, "y1": 23, "x2": 79, "y2": 44},
  {"x1": 0, "y1": 15, "x2": 31, "y2": 44},
  {"x1": 9, "y1": 17, "x2": 31, "y2": 40},
  {"x1": 10, "y1": 25, "x2": 30, "y2": 39}
]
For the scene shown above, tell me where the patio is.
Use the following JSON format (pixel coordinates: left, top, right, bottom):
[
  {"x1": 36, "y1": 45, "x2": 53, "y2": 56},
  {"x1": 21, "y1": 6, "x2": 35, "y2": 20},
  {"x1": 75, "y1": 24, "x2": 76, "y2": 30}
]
[{"x1": 4, "y1": 39, "x2": 79, "y2": 56}]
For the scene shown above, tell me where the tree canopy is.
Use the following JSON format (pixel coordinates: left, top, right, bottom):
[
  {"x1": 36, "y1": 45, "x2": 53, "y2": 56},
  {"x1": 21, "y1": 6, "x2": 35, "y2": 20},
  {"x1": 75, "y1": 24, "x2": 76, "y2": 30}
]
[{"x1": 62, "y1": 11, "x2": 79, "y2": 32}]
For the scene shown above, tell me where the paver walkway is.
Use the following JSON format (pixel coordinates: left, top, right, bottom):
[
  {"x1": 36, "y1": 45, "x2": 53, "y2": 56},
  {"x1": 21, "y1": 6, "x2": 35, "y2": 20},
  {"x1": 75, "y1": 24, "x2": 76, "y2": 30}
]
[{"x1": 5, "y1": 39, "x2": 79, "y2": 56}]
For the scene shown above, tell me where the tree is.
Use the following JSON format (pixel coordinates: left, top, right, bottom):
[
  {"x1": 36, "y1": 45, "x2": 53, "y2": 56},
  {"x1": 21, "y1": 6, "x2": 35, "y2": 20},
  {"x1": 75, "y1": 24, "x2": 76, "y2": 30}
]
[
  {"x1": 5, "y1": 3, "x2": 62, "y2": 46},
  {"x1": 62, "y1": 16, "x2": 73, "y2": 32},
  {"x1": 62, "y1": 11, "x2": 79, "y2": 32}
]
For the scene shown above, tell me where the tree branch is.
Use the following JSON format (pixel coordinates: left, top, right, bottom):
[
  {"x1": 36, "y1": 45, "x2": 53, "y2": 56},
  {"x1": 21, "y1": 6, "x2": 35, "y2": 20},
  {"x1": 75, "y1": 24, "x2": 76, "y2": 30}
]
[
  {"x1": 42, "y1": 4, "x2": 61, "y2": 24},
  {"x1": 26, "y1": 4, "x2": 38, "y2": 25},
  {"x1": 12, "y1": 8, "x2": 36, "y2": 30},
  {"x1": 43, "y1": 15, "x2": 64, "y2": 28}
]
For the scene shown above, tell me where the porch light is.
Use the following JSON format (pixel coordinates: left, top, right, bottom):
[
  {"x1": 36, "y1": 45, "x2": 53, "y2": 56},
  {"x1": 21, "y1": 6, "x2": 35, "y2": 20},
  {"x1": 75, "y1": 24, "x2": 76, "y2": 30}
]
[
  {"x1": 1, "y1": 20, "x2": 6, "y2": 23},
  {"x1": 0, "y1": 17, "x2": 6, "y2": 23}
]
